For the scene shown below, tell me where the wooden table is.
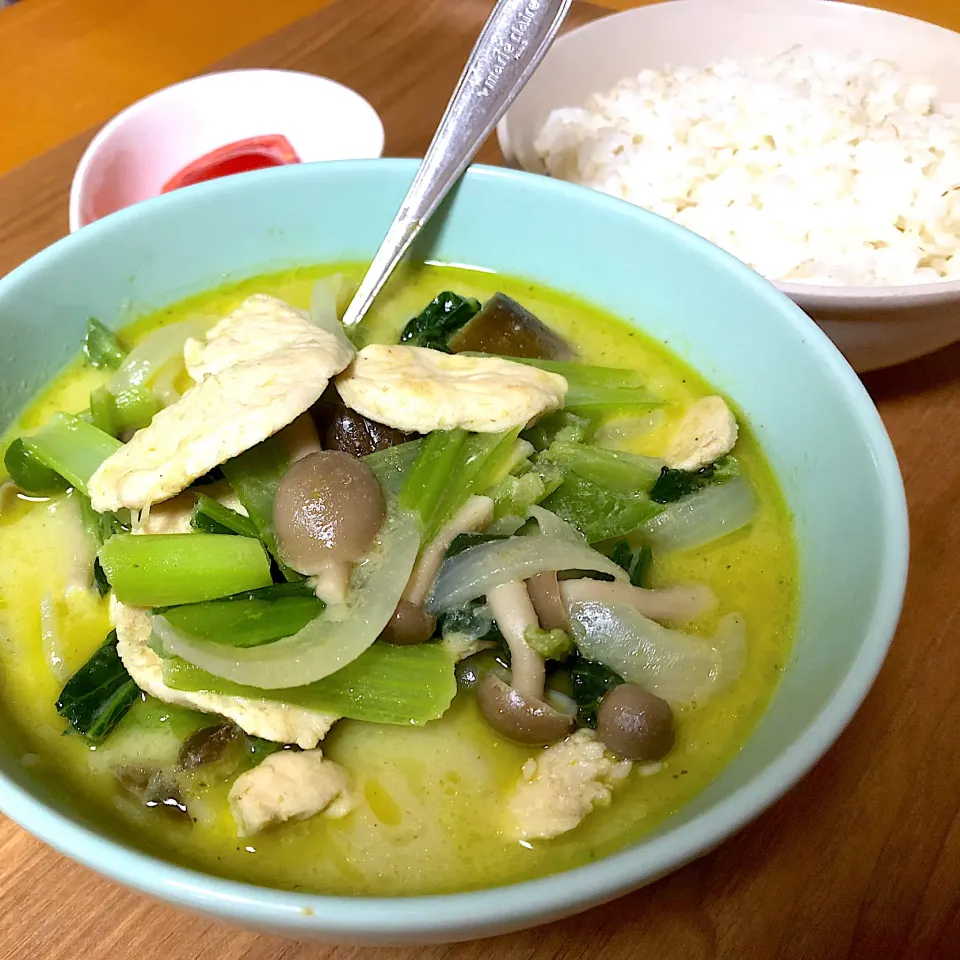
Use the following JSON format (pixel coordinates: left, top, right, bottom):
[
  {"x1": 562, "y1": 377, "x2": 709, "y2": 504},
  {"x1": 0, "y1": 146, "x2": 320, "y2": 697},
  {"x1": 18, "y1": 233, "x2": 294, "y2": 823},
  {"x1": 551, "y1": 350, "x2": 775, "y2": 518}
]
[{"x1": 1, "y1": 1, "x2": 959, "y2": 958}]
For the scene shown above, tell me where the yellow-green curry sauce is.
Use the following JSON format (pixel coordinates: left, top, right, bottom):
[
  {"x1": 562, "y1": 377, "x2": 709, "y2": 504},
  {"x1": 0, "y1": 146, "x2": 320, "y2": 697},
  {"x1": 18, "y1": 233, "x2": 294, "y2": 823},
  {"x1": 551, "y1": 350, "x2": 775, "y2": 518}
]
[{"x1": 0, "y1": 263, "x2": 796, "y2": 896}]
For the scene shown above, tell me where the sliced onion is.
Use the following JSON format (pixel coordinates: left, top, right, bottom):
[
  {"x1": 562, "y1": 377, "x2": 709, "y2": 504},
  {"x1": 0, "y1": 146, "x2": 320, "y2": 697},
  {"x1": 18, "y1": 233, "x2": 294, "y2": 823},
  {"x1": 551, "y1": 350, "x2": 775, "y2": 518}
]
[
  {"x1": 566, "y1": 598, "x2": 745, "y2": 703},
  {"x1": 640, "y1": 476, "x2": 757, "y2": 554},
  {"x1": 428, "y1": 535, "x2": 625, "y2": 613},
  {"x1": 309, "y1": 274, "x2": 355, "y2": 353},
  {"x1": 526, "y1": 505, "x2": 586, "y2": 544},
  {"x1": 151, "y1": 356, "x2": 184, "y2": 407},
  {"x1": 154, "y1": 503, "x2": 420, "y2": 689},
  {"x1": 40, "y1": 594, "x2": 69, "y2": 683},
  {"x1": 559, "y1": 579, "x2": 717, "y2": 625},
  {"x1": 110, "y1": 317, "x2": 212, "y2": 394}
]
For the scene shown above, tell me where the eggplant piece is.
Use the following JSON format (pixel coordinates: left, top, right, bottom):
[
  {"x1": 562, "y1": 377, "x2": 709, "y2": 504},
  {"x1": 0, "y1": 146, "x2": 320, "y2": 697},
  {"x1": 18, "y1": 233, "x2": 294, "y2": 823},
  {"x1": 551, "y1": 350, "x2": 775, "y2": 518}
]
[
  {"x1": 449, "y1": 293, "x2": 574, "y2": 361},
  {"x1": 115, "y1": 764, "x2": 189, "y2": 819},
  {"x1": 313, "y1": 388, "x2": 412, "y2": 459}
]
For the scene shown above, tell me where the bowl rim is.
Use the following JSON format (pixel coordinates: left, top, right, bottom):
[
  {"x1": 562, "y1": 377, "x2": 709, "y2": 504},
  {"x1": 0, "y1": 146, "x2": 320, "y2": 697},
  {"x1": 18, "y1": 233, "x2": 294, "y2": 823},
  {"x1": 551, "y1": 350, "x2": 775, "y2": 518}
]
[
  {"x1": 498, "y1": 0, "x2": 960, "y2": 305},
  {"x1": 67, "y1": 67, "x2": 386, "y2": 234},
  {"x1": 0, "y1": 159, "x2": 909, "y2": 940}
]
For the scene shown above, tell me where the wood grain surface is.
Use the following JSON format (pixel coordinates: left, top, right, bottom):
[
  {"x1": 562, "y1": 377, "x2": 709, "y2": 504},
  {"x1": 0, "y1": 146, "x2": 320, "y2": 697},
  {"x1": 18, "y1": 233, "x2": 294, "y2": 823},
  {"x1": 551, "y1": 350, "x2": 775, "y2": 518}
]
[{"x1": 1, "y1": 1, "x2": 959, "y2": 958}]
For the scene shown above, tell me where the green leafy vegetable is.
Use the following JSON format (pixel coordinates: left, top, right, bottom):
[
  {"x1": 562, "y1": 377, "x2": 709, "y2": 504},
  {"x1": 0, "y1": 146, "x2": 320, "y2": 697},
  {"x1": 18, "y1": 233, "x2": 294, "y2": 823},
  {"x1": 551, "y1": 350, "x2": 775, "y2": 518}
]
[
  {"x1": 20, "y1": 413, "x2": 122, "y2": 494},
  {"x1": 570, "y1": 656, "x2": 625, "y2": 727},
  {"x1": 83, "y1": 318, "x2": 127, "y2": 370},
  {"x1": 399, "y1": 429, "x2": 468, "y2": 529},
  {"x1": 609, "y1": 541, "x2": 653, "y2": 588},
  {"x1": 56, "y1": 631, "x2": 140, "y2": 742},
  {"x1": 364, "y1": 439, "x2": 423, "y2": 496},
  {"x1": 488, "y1": 462, "x2": 565, "y2": 520},
  {"x1": 539, "y1": 441, "x2": 662, "y2": 494},
  {"x1": 155, "y1": 584, "x2": 323, "y2": 648},
  {"x1": 89, "y1": 385, "x2": 158, "y2": 437},
  {"x1": 98, "y1": 533, "x2": 273, "y2": 606},
  {"x1": 399, "y1": 292, "x2": 481, "y2": 352},
  {"x1": 466, "y1": 355, "x2": 666, "y2": 415},
  {"x1": 400, "y1": 428, "x2": 526, "y2": 540},
  {"x1": 524, "y1": 625, "x2": 574, "y2": 660},
  {"x1": 161, "y1": 642, "x2": 457, "y2": 726},
  {"x1": 220, "y1": 436, "x2": 301, "y2": 581},
  {"x1": 190, "y1": 494, "x2": 259, "y2": 538},
  {"x1": 541, "y1": 473, "x2": 662, "y2": 542},
  {"x1": 649, "y1": 456, "x2": 740, "y2": 504},
  {"x1": 439, "y1": 601, "x2": 503, "y2": 647},
  {"x1": 3, "y1": 437, "x2": 69, "y2": 495},
  {"x1": 523, "y1": 410, "x2": 592, "y2": 452},
  {"x1": 78, "y1": 494, "x2": 129, "y2": 597},
  {"x1": 428, "y1": 429, "x2": 522, "y2": 539}
]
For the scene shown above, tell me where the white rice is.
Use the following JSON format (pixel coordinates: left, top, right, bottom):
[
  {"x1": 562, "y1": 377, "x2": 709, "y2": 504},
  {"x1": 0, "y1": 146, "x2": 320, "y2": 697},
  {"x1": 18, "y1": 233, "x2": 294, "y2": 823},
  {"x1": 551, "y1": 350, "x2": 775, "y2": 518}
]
[{"x1": 534, "y1": 47, "x2": 960, "y2": 286}]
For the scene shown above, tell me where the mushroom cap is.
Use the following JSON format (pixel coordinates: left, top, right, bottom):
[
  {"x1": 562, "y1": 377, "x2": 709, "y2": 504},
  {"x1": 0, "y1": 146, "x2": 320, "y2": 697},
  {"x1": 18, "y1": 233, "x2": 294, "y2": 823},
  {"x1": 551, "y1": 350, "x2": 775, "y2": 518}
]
[
  {"x1": 597, "y1": 683, "x2": 675, "y2": 761},
  {"x1": 274, "y1": 450, "x2": 385, "y2": 574},
  {"x1": 476, "y1": 671, "x2": 574, "y2": 745}
]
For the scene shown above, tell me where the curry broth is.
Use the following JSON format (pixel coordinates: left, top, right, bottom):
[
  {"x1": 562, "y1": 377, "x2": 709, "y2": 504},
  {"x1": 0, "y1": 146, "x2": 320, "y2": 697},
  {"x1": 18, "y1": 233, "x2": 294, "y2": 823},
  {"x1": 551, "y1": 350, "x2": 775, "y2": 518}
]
[{"x1": 0, "y1": 264, "x2": 795, "y2": 895}]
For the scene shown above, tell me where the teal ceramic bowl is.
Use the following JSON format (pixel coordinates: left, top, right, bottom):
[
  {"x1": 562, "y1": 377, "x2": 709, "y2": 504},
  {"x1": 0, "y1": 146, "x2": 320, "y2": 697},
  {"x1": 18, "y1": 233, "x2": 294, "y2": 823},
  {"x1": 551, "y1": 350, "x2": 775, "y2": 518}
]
[{"x1": 0, "y1": 160, "x2": 908, "y2": 945}]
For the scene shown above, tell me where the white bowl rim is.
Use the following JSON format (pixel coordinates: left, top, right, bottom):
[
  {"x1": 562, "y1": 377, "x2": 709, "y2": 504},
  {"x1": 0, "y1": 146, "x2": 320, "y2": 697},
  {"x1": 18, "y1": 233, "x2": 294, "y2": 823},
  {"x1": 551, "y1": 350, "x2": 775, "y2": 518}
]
[
  {"x1": 500, "y1": 0, "x2": 960, "y2": 306},
  {"x1": 67, "y1": 68, "x2": 385, "y2": 234},
  {"x1": 0, "y1": 159, "x2": 909, "y2": 940}
]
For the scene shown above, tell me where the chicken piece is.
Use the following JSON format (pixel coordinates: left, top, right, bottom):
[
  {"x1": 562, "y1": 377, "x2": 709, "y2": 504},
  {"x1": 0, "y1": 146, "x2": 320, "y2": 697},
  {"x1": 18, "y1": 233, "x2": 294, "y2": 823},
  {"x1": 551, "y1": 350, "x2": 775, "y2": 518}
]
[
  {"x1": 664, "y1": 395, "x2": 738, "y2": 472},
  {"x1": 89, "y1": 295, "x2": 354, "y2": 512},
  {"x1": 505, "y1": 729, "x2": 632, "y2": 841},
  {"x1": 228, "y1": 748, "x2": 355, "y2": 836},
  {"x1": 335, "y1": 344, "x2": 567, "y2": 434}
]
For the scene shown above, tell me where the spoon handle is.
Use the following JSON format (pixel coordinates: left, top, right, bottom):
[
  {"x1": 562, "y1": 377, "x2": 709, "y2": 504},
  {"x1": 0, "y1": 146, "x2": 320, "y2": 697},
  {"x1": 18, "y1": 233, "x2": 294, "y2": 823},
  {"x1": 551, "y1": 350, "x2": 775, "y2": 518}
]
[{"x1": 341, "y1": 0, "x2": 572, "y2": 327}]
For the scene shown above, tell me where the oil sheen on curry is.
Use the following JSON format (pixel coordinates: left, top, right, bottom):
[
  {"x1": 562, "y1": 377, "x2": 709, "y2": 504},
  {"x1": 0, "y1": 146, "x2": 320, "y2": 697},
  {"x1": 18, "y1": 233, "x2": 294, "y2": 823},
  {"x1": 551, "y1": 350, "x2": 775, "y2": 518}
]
[{"x1": 0, "y1": 263, "x2": 795, "y2": 896}]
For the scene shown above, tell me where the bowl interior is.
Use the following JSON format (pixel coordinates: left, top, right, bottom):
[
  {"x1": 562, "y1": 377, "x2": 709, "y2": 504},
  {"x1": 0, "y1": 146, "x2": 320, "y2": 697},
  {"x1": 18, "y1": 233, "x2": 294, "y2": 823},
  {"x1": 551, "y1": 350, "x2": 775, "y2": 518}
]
[
  {"x1": 0, "y1": 160, "x2": 907, "y2": 943},
  {"x1": 499, "y1": 0, "x2": 960, "y2": 310},
  {"x1": 501, "y1": 0, "x2": 960, "y2": 174},
  {"x1": 71, "y1": 69, "x2": 384, "y2": 230}
]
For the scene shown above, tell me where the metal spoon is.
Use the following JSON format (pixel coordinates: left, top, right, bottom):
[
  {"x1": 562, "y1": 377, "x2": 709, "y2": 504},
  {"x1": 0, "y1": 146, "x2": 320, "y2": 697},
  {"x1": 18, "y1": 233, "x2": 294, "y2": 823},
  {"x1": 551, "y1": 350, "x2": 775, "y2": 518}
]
[{"x1": 341, "y1": 0, "x2": 572, "y2": 328}]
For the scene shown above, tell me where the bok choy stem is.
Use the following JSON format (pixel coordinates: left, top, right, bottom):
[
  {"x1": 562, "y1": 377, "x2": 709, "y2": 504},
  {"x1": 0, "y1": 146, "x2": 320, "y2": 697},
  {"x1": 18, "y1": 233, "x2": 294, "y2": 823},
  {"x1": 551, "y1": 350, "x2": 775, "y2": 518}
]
[
  {"x1": 160, "y1": 642, "x2": 457, "y2": 726},
  {"x1": 22, "y1": 413, "x2": 123, "y2": 494},
  {"x1": 98, "y1": 533, "x2": 273, "y2": 606}
]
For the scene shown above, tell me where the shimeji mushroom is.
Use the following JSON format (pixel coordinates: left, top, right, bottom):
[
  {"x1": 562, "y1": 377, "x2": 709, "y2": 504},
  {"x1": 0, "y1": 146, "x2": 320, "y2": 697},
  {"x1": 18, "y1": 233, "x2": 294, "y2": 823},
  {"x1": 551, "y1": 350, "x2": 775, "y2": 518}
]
[
  {"x1": 273, "y1": 451, "x2": 386, "y2": 603},
  {"x1": 476, "y1": 579, "x2": 575, "y2": 745}
]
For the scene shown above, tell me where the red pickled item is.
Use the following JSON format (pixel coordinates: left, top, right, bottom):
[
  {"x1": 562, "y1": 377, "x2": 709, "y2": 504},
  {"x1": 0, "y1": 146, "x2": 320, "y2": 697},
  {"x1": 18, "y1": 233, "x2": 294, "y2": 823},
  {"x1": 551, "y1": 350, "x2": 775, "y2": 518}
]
[{"x1": 162, "y1": 134, "x2": 301, "y2": 193}]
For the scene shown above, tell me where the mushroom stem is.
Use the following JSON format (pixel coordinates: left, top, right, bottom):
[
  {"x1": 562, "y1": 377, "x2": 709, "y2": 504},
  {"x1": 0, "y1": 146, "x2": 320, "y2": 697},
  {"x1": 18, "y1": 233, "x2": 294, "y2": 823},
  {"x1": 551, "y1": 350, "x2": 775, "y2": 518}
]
[
  {"x1": 311, "y1": 561, "x2": 351, "y2": 605},
  {"x1": 277, "y1": 413, "x2": 322, "y2": 463},
  {"x1": 486, "y1": 579, "x2": 545, "y2": 701},
  {"x1": 559, "y1": 579, "x2": 717, "y2": 626},
  {"x1": 403, "y1": 494, "x2": 494, "y2": 607}
]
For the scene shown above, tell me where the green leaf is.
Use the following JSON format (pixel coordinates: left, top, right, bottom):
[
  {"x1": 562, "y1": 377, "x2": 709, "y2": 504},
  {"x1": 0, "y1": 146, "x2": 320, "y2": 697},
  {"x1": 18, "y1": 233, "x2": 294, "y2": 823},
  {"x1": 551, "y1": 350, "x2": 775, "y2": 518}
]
[
  {"x1": 161, "y1": 642, "x2": 457, "y2": 726},
  {"x1": 220, "y1": 436, "x2": 301, "y2": 581},
  {"x1": 649, "y1": 456, "x2": 740, "y2": 504},
  {"x1": 399, "y1": 292, "x2": 481, "y2": 352},
  {"x1": 155, "y1": 587, "x2": 324, "y2": 648},
  {"x1": 608, "y1": 541, "x2": 653, "y2": 588},
  {"x1": 3, "y1": 437, "x2": 69, "y2": 495},
  {"x1": 190, "y1": 493, "x2": 259, "y2": 538},
  {"x1": 570, "y1": 657, "x2": 624, "y2": 727},
  {"x1": 83, "y1": 318, "x2": 127, "y2": 370},
  {"x1": 539, "y1": 441, "x2": 662, "y2": 493},
  {"x1": 541, "y1": 473, "x2": 662, "y2": 542},
  {"x1": 56, "y1": 631, "x2": 140, "y2": 743}
]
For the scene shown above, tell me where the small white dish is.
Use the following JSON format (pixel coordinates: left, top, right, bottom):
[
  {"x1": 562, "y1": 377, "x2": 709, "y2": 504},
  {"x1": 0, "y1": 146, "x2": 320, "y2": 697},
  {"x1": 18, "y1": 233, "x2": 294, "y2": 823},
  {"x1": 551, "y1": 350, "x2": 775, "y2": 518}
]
[
  {"x1": 69, "y1": 69, "x2": 384, "y2": 233},
  {"x1": 498, "y1": 0, "x2": 960, "y2": 372}
]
